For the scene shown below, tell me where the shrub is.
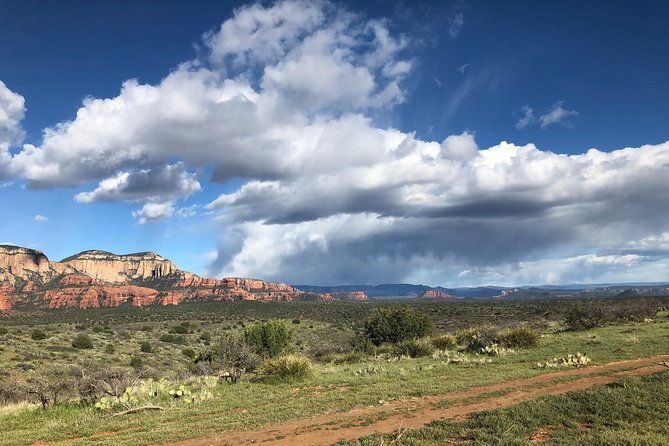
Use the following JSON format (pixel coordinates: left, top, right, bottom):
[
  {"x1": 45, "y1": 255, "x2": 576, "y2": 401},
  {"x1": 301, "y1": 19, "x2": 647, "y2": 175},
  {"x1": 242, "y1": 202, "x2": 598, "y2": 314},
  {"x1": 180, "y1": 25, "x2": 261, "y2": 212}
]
[
  {"x1": 292, "y1": 319, "x2": 301, "y2": 324},
  {"x1": 321, "y1": 350, "x2": 367, "y2": 364},
  {"x1": 256, "y1": 354, "x2": 314, "y2": 383},
  {"x1": 565, "y1": 301, "x2": 611, "y2": 330},
  {"x1": 192, "y1": 333, "x2": 261, "y2": 381},
  {"x1": 104, "y1": 344, "x2": 115, "y2": 354},
  {"x1": 244, "y1": 320, "x2": 293, "y2": 358},
  {"x1": 182, "y1": 348, "x2": 196, "y2": 359},
  {"x1": 24, "y1": 366, "x2": 82, "y2": 409},
  {"x1": 160, "y1": 334, "x2": 187, "y2": 344},
  {"x1": 169, "y1": 322, "x2": 191, "y2": 334},
  {"x1": 0, "y1": 327, "x2": 8, "y2": 335},
  {"x1": 612, "y1": 298, "x2": 658, "y2": 322},
  {"x1": 393, "y1": 338, "x2": 435, "y2": 358},
  {"x1": 498, "y1": 326, "x2": 539, "y2": 349},
  {"x1": 363, "y1": 305, "x2": 433, "y2": 346},
  {"x1": 463, "y1": 327, "x2": 499, "y2": 353},
  {"x1": 129, "y1": 356, "x2": 143, "y2": 369},
  {"x1": 350, "y1": 333, "x2": 376, "y2": 354},
  {"x1": 431, "y1": 334, "x2": 457, "y2": 350},
  {"x1": 140, "y1": 341, "x2": 153, "y2": 353},
  {"x1": 31, "y1": 329, "x2": 47, "y2": 341},
  {"x1": 71, "y1": 334, "x2": 93, "y2": 349}
]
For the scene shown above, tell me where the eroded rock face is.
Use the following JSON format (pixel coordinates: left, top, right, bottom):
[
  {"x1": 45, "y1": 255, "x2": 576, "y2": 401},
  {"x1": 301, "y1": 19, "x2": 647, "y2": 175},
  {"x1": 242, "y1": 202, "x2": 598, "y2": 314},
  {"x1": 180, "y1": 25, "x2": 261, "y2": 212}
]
[
  {"x1": 323, "y1": 291, "x2": 369, "y2": 301},
  {"x1": 61, "y1": 250, "x2": 180, "y2": 283},
  {"x1": 0, "y1": 283, "x2": 14, "y2": 310},
  {"x1": 0, "y1": 245, "x2": 73, "y2": 285},
  {"x1": 418, "y1": 290, "x2": 454, "y2": 300},
  {"x1": 0, "y1": 245, "x2": 312, "y2": 310}
]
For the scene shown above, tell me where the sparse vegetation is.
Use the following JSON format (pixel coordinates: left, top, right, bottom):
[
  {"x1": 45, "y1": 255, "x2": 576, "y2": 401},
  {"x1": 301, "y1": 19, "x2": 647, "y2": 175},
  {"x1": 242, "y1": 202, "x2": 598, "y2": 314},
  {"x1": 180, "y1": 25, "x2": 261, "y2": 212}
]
[
  {"x1": 256, "y1": 354, "x2": 314, "y2": 383},
  {"x1": 0, "y1": 298, "x2": 666, "y2": 445}
]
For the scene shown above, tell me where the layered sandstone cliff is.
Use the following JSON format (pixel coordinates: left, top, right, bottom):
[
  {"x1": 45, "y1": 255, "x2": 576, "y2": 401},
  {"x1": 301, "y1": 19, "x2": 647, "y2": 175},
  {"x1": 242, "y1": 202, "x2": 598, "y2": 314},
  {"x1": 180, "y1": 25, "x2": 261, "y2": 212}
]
[
  {"x1": 0, "y1": 245, "x2": 309, "y2": 310},
  {"x1": 61, "y1": 250, "x2": 182, "y2": 283},
  {"x1": 417, "y1": 289, "x2": 455, "y2": 300},
  {"x1": 0, "y1": 245, "x2": 73, "y2": 285},
  {"x1": 321, "y1": 291, "x2": 369, "y2": 301}
]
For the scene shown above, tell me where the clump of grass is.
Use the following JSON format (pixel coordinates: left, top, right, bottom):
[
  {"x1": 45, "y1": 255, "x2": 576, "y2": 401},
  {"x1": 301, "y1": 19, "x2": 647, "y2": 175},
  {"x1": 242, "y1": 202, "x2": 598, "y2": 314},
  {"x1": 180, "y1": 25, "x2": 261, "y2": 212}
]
[
  {"x1": 431, "y1": 334, "x2": 457, "y2": 350},
  {"x1": 393, "y1": 338, "x2": 435, "y2": 358},
  {"x1": 498, "y1": 326, "x2": 539, "y2": 349},
  {"x1": 256, "y1": 354, "x2": 314, "y2": 383}
]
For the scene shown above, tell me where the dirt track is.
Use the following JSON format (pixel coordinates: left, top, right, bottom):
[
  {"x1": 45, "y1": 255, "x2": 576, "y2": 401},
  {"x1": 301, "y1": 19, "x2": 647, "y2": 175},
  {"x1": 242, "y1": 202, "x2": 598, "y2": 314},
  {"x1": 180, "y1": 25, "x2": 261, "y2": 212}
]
[{"x1": 164, "y1": 355, "x2": 669, "y2": 446}]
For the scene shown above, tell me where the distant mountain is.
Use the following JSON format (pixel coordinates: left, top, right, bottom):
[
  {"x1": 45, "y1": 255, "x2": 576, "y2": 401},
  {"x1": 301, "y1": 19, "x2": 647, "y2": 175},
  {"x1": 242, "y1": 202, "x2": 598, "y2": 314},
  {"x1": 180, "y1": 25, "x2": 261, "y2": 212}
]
[
  {"x1": 293, "y1": 283, "x2": 450, "y2": 298},
  {"x1": 294, "y1": 282, "x2": 669, "y2": 300},
  {"x1": 0, "y1": 245, "x2": 334, "y2": 311}
]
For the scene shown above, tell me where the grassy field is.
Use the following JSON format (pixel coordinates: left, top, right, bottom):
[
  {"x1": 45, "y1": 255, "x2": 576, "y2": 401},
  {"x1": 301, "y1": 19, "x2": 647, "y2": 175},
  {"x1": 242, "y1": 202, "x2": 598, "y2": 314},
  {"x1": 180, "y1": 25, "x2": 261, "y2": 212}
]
[
  {"x1": 0, "y1": 299, "x2": 667, "y2": 445},
  {"x1": 342, "y1": 371, "x2": 669, "y2": 446}
]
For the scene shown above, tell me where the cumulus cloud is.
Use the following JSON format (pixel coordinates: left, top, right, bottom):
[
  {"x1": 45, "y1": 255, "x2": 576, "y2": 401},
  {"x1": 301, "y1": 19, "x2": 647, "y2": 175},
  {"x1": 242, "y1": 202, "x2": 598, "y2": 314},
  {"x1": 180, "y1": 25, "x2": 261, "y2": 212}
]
[
  {"x1": 0, "y1": 81, "x2": 26, "y2": 179},
  {"x1": 132, "y1": 202, "x2": 174, "y2": 224},
  {"x1": 34, "y1": 214, "x2": 48, "y2": 222},
  {"x1": 3, "y1": 1, "x2": 669, "y2": 285},
  {"x1": 74, "y1": 163, "x2": 200, "y2": 203}
]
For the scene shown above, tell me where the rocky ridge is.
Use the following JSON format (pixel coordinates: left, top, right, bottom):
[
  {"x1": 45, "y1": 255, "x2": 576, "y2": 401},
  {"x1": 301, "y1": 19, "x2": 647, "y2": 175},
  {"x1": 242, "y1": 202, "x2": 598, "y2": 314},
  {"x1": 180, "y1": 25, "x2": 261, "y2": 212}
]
[{"x1": 0, "y1": 245, "x2": 309, "y2": 310}]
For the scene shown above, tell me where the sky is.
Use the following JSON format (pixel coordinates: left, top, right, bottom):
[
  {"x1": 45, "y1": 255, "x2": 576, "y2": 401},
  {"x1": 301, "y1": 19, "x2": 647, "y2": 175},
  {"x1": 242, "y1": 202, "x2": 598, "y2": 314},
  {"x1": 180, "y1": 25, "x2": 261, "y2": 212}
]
[{"x1": 1, "y1": 0, "x2": 669, "y2": 287}]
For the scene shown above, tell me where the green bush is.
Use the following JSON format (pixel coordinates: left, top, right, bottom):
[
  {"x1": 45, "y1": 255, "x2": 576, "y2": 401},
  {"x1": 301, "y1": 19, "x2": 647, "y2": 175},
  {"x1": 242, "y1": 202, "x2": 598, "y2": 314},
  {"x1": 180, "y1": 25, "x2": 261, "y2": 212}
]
[
  {"x1": 31, "y1": 329, "x2": 47, "y2": 341},
  {"x1": 498, "y1": 326, "x2": 539, "y2": 349},
  {"x1": 160, "y1": 334, "x2": 187, "y2": 344},
  {"x1": 129, "y1": 356, "x2": 143, "y2": 369},
  {"x1": 363, "y1": 305, "x2": 433, "y2": 345},
  {"x1": 104, "y1": 344, "x2": 115, "y2": 354},
  {"x1": 182, "y1": 348, "x2": 196, "y2": 359},
  {"x1": 393, "y1": 338, "x2": 435, "y2": 358},
  {"x1": 244, "y1": 320, "x2": 293, "y2": 358},
  {"x1": 192, "y1": 332, "x2": 260, "y2": 380},
  {"x1": 322, "y1": 350, "x2": 367, "y2": 364},
  {"x1": 140, "y1": 341, "x2": 153, "y2": 353},
  {"x1": 256, "y1": 354, "x2": 314, "y2": 383},
  {"x1": 431, "y1": 334, "x2": 457, "y2": 350},
  {"x1": 0, "y1": 327, "x2": 8, "y2": 336},
  {"x1": 71, "y1": 334, "x2": 93, "y2": 349},
  {"x1": 169, "y1": 322, "x2": 191, "y2": 334},
  {"x1": 350, "y1": 333, "x2": 376, "y2": 354},
  {"x1": 565, "y1": 301, "x2": 611, "y2": 330}
]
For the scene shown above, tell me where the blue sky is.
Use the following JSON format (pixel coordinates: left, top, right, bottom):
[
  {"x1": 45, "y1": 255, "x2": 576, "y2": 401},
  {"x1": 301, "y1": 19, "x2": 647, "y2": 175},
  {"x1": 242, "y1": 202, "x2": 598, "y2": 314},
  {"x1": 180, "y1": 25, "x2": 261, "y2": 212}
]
[{"x1": 1, "y1": 0, "x2": 669, "y2": 286}]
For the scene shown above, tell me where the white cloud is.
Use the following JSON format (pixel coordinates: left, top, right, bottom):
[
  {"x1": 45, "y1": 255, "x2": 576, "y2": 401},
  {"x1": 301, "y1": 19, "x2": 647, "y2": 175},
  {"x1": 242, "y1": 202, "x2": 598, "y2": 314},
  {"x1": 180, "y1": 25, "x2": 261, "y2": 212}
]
[
  {"x1": 0, "y1": 81, "x2": 26, "y2": 179},
  {"x1": 3, "y1": 1, "x2": 669, "y2": 286},
  {"x1": 74, "y1": 163, "x2": 200, "y2": 203},
  {"x1": 34, "y1": 214, "x2": 48, "y2": 222},
  {"x1": 132, "y1": 202, "x2": 174, "y2": 224},
  {"x1": 539, "y1": 101, "x2": 579, "y2": 128},
  {"x1": 516, "y1": 106, "x2": 535, "y2": 129},
  {"x1": 6, "y1": 1, "x2": 411, "y2": 191}
]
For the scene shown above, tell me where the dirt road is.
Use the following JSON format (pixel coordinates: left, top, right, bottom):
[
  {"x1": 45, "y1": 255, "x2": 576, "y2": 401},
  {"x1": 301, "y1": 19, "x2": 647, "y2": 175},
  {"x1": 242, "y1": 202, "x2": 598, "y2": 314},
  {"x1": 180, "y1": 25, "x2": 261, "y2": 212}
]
[{"x1": 164, "y1": 355, "x2": 669, "y2": 446}]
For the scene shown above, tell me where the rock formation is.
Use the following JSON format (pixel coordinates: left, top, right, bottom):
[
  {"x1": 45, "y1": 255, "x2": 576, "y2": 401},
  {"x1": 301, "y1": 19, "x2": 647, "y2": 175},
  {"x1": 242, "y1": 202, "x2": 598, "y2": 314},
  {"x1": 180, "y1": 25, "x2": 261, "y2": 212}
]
[
  {"x1": 321, "y1": 291, "x2": 369, "y2": 301},
  {"x1": 417, "y1": 289, "x2": 455, "y2": 300},
  {"x1": 0, "y1": 245, "x2": 316, "y2": 310}
]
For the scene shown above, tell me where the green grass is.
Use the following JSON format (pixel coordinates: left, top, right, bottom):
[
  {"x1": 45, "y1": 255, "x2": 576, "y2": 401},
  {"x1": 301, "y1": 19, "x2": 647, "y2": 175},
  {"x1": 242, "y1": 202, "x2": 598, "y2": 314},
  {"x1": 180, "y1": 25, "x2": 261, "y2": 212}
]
[
  {"x1": 0, "y1": 301, "x2": 667, "y2": 445},
  {"x1": 341, "y1": 371, "x2": 669, "y2": 445}
]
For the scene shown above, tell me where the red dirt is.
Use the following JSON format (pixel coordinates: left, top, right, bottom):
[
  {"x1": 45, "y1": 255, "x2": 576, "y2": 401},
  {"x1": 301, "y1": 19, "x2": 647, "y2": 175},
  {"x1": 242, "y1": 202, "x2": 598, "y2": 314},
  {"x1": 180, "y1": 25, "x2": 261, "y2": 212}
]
[{"x1": 161, "y1": 354, "x2": 669, "y2": 446}]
